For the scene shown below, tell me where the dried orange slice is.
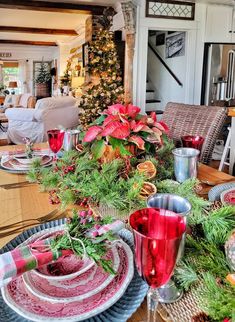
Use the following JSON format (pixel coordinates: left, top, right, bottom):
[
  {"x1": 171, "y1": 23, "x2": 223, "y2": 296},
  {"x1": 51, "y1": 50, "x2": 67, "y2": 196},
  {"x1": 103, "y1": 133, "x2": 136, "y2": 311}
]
[
  {"x1": 137, "y1": 161, "x2": 157, "y2": 179},
  {"x1": 139, "y1": 182, "x2": 157, "y2": 200}
]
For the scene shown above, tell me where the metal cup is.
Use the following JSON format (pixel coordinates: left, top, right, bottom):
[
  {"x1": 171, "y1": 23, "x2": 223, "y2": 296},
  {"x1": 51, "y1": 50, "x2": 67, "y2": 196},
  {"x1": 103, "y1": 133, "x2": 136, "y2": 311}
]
[
  {"x1": 63, "y1": 129, "x2": 80, "y2": 151},
  {"x1": 172, "y1": 147, "x2": 200, "y2": 183},
  {"x1": 147, "y1": 193, "x2": 192, "y2": 303}
]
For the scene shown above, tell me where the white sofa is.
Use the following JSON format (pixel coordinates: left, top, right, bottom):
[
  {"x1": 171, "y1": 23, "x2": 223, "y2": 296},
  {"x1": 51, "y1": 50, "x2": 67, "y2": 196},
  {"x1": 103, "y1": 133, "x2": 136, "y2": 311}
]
[{"x1": 5, "y1": 96, "x2": 79, "y2": 144}]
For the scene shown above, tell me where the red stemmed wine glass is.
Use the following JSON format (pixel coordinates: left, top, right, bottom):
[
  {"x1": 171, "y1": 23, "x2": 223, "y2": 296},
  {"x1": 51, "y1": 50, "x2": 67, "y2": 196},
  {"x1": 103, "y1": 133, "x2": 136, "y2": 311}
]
[
  {"x1": 181, "y1": 135, "x2": 204, "y2": 153},
  {"x1": 130, "y1": 208, "x2": 186, "y2": 322},
  {"x1": 47, "y1": 129, "x2": 65, "y2": 159}
]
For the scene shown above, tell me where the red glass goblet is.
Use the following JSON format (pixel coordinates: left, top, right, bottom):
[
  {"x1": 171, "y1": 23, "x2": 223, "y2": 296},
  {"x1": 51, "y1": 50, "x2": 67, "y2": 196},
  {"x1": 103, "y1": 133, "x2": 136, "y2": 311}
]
[
  {"x1": 181, "y1": 135, "x2": 204, "y2": 153},
  {"x1": 47, "y1": 129, "x2": 65, "y2": 159},
  {"x1": 130, "y1": 208, "x2": 186, "y2": 322}
]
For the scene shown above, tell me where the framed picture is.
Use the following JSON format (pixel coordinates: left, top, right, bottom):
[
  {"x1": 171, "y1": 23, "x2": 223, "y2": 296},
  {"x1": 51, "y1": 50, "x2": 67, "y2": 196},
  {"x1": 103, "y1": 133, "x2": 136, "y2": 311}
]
[
  {"x1": 82, "y1": 42, "x2": 89, "y2": 67},
  {"x1": 165, "y1": 32, "x2": 186, "y2": 59},
  {"x1": 156, "y1": 33, "x2": 165, "y2": 46}
]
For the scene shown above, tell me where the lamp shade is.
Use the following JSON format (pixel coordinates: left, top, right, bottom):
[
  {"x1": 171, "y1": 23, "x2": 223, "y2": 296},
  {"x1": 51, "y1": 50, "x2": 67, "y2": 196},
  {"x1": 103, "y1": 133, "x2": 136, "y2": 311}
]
[{"x1": 8, "y1": 81, "x2": 18, "y2": 88}]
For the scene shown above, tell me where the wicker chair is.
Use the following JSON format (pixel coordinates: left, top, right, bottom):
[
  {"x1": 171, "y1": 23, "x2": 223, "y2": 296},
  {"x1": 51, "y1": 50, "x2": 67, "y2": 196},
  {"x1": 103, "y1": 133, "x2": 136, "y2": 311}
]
[{"x1": 161, "y1": 102, "x2": 227, "y2": 164}]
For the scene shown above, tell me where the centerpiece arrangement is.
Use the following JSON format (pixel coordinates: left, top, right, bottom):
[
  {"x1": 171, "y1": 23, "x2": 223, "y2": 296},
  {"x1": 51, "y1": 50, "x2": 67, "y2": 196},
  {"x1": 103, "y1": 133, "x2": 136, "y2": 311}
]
[{"x1": 27, "y1": 104, "x2": 174, "y2": 211}]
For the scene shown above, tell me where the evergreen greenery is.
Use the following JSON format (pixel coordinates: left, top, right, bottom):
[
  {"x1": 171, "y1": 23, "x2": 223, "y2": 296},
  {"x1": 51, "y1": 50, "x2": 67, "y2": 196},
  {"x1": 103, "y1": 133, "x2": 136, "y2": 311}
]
[
  {"x1": 50, "y1": 210, "x2": 117, "y2": 274},
  {"x1": 35, "y1": 61, "x2": 51, "y2": 84}
]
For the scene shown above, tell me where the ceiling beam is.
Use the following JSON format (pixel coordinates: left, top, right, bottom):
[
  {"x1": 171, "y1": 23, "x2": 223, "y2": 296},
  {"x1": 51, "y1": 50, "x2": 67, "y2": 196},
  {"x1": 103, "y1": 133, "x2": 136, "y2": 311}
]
[
  {"x1": 0, "y1": 26, "x2": 78, "y2": 35},
  {"x1": 0, "y1": 0, "x2": 105, "y2": 15},
  {"x1": 0, "y1": 39, "x2": 57, "y2": 46}
]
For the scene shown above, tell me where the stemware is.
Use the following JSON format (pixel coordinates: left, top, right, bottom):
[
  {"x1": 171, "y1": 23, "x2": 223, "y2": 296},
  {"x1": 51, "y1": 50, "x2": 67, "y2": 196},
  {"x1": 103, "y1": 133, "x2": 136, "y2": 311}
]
[
  {"x1": 47, "y1": 129, "x2": 65, "y2": 159},
  {"x1": 129, "y1": 208, "x2": 186, "y2": 322},
  {"x1": 147, "y1": 194, "x2": 191, "y2": 303},
  {"x1": 181, "y1": 135, "x2": 204, "y2": 153}
]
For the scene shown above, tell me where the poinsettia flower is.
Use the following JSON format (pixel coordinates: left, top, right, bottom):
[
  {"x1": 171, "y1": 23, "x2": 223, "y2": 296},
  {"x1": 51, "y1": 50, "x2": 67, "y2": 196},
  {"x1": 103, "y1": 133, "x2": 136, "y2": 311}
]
[
  {"x1": 158, "y1": 121, "x2": 169, "y2": 133},
  {"x1": 104, "y1": 104, "x2": 126, "y2": 115},
  {"x1": 147, "y1": 112, "x2": 158, "y2": 126},
  {"x1": 128, "y1": 135, "x2": 145, "y2": 150},
  {"x1": 109, "y1": 122, "x2": 130, "y2": 139},
  {"x1": 83, "y1": 126, "x2": 103, "y2": 142},
  {"x1": 101, "y1": 121, "x2": 123, "y2": 137},
  {"x1": 130, "y1": 120, "x2": 146, "y2": 132},
  {"x1": 103, "y1": 114, "x2": 119, "y2": 126},
  {"x1": 126, "y1": 104, "x2": 141, "y2": 118}
]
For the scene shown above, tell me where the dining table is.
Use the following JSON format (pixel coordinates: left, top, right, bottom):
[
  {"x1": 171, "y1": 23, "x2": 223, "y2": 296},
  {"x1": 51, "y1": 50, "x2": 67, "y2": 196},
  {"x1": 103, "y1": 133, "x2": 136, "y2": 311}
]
[{"x1": 0, "y1": 142, "x2": 234, "y2": 322}]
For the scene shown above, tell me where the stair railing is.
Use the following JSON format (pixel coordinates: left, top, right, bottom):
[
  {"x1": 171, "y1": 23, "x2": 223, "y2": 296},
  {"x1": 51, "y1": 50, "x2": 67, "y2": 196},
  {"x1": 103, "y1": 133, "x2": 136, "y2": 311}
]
[{"x1": 148, "y1": 42, "x2": 183, "y2": 87}]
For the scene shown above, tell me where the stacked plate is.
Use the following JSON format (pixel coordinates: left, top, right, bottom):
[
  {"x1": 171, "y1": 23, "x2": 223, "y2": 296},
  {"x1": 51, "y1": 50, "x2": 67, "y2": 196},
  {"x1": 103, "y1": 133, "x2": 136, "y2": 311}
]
[
  {"x1": 0, "y1": 154, "x2": 53, "y2": 173},
  {"x1": 208, "y1": 182, "x2": 235, "y2": 205},
  {"x1": 0, "y1": 223, "x2": 148, "y2": 322}
]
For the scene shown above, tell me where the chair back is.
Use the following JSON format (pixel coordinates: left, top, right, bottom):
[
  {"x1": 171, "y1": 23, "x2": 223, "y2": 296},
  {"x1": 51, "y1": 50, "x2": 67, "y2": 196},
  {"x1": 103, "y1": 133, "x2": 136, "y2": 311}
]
[{"x1": 161, "y1": 102, "x2": 227, "y2": 164}]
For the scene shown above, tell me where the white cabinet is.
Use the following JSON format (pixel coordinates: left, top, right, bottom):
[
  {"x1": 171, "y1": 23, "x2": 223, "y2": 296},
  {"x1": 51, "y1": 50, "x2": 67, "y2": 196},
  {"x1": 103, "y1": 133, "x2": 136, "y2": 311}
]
[{"x1": 205, "y1": 5, "x2": 234, "y2": 43}]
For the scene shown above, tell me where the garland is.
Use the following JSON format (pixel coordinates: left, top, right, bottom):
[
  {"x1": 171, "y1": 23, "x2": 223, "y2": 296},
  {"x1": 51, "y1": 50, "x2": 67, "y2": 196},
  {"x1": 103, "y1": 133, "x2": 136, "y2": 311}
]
[{"x1": 157, "y1": 180, "x2": 235, "y2": 321}]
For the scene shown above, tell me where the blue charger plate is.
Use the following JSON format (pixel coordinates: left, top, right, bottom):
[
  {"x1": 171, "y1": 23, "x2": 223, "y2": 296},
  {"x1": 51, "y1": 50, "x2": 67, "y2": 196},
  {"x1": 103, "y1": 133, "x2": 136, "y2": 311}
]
[
  {"x1": 0, "y1": 219, "x2": 148, "y2": 322},
  {"x1": 208, "y1": 182, "x2": 235, "y2": 202}
]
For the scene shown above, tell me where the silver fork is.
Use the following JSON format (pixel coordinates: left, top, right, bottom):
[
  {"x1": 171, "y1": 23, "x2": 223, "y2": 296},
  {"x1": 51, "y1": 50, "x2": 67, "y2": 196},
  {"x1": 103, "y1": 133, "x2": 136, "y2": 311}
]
[{"x1": 0, "y1": 209, "x2": 60, "y2": 231}]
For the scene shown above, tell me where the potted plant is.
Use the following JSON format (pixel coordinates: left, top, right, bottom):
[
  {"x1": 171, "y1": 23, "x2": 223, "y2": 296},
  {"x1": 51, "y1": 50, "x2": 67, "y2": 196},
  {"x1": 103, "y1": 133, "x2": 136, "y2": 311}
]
[
  {"x1": 35, "y1": 61, "x2": 51, "y2": 98},
  {"x1": 83, "y1": 103, "x2": 169, "y2": 162}
]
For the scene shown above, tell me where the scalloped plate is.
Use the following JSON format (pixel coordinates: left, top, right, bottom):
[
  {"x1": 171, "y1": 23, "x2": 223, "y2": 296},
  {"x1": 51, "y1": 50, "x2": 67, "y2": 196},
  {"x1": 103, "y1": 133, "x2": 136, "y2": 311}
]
[{"x1": 0, "y1": 221, "x2": 148, "y2": 322}]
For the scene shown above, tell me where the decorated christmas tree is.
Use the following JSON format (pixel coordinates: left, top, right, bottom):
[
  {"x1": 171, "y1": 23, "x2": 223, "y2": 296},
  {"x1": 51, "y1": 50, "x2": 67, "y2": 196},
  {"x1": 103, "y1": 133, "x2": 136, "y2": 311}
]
[
  {"x1": 79, "y1": 29, "x2": 124, "y2": 129},
  {"x1": 35, "y1": 61, "x2": 51, "y2": 84}
]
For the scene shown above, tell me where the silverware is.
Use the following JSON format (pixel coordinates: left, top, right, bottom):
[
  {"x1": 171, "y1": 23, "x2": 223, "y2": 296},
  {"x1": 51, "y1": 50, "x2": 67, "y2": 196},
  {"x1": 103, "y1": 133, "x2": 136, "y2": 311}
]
[
  {"x1": 0, "y1": 181, "x2": 35, "y2": 190},
  {"x1": 0, "y1": 209, "x2": 59, "y2": 231},
  {"x1": 0, "y1": 210, "x2": 68, "y2": 238},
  {"x1": 200, "y1": 178, "x2": 235, "y2": 186}
]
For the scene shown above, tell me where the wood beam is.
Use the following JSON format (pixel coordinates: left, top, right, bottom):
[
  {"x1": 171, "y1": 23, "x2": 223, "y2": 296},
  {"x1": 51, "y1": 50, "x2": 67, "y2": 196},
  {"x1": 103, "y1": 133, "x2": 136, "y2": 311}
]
[
  {"x1": 0, "y1": 26, "x2": 77, "y2": 36},
  {"x1": 0, "y1": 0, "x2": 105, "y2": 15},
  {"x1": 0, "y1": 39, "x2": 57, "y2": 46}
]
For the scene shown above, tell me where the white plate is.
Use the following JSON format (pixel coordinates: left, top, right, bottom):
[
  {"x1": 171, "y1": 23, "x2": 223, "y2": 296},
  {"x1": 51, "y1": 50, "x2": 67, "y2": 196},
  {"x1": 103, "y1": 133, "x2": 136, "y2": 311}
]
[{"x1": 1, "y1": 155, "x2": 52, "y2": 171}]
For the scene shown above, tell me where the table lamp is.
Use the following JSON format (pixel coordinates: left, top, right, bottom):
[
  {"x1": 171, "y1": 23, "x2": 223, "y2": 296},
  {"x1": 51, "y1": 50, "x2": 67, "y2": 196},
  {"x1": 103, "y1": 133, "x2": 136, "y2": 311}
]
[
  {"x1": 8, "y1": 81, "x2": 18, "y2": 94},
  {"x1": 71, "y1": 77, "x2": 84, "y2": 98}
]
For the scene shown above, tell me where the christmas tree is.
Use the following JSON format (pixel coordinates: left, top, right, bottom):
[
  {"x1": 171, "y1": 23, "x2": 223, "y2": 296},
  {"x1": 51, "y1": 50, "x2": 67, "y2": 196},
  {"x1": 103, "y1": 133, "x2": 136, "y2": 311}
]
[
  {"x1": 35, "y1": 61, "x2": 51, "y2": 84},
  {"x1": 79, "y1": 29, "x2": 124, "y2": 129}
]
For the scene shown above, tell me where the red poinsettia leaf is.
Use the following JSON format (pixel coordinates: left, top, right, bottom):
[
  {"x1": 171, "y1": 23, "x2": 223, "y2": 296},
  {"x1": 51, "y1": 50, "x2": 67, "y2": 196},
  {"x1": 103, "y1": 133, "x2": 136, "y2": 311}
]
[
  {"x1": 154, "y1": 122, "x2": 168, "y2": 133},
  {"x1": 150, "y1": 111, "x2": 157, "y2": 123},
  {"x1": 118, "y1": 113, "x2": 129, "y2": 124},
  {"x1": 106, "y1": 104, "x2": 126, "y2": 115},
  {"x1": 101, "y1": 121, "x2": 121, "y2": 137},
  {"x1": 152, "y1": 127, "x2": 162, "y2": 136},
  {"x1": 141, "y1": 125, "x2": 154, "y2": 133},
  {"x1": 103, "y1": 114, "x2": 119, "y2": 126},
  {"x1": 158, "y1": 121, "x2": 169, "y2": 133},
  {"x1": 128, "y1": 135, "x2": 145, "y2": 150},
  {"x1": 131, "y1": 120, "x2": 145, "y2": 132},
  {"x1": 83, "y1": 126, "x2": 103, "y2": 142},
  {"x1": 126, "y1": 104, "x2": 141, "y2": 118},
  {"x1": 109, "y1": 122, "x2": 130, "y2": 139}
]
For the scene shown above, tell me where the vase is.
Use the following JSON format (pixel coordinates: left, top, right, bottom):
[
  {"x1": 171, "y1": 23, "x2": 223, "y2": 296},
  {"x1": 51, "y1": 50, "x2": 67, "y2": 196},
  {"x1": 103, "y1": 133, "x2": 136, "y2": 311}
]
[{"x1": 100, "y1": 144, "x2": 137, "y2": 163}]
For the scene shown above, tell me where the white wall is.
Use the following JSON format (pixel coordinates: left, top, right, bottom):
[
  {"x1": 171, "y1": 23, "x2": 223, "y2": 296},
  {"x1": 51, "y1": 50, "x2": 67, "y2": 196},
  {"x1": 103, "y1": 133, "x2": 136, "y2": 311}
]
[
  {"x1": 133, "y1": 0, "x2": 207, "y2": 113},
  {"x1": 0, "y1": 44, "x2": 59, "y2": 94}
]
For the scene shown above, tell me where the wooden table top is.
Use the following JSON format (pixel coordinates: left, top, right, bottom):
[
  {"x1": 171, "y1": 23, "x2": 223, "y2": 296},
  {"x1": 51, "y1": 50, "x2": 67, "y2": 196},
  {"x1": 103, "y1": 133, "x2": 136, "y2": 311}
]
[{"x1": 0, "y1": 143, "x2": 234, "y2": 322}]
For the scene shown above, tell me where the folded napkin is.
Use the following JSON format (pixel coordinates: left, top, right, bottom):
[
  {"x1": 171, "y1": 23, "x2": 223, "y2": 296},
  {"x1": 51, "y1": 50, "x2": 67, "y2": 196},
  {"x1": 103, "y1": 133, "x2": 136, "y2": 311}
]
[{"x1": 0, "y1": 220, "x2": 124, "y2": 287}]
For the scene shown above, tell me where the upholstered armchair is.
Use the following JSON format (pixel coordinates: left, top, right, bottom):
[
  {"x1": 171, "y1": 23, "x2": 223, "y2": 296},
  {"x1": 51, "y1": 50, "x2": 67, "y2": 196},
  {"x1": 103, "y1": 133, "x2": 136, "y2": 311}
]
[
  {"x1": 161, "y1": 102, "x2": 227, "y2": 164},
  {"x1": 5, "y1": 96, "x2": 79, "y2": 144}
]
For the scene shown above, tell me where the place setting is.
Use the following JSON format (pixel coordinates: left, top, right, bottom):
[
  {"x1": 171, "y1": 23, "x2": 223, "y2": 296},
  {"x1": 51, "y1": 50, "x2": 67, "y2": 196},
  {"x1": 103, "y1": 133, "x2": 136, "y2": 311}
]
[{"x1": 0, "y1": 211, "x2": 148, "y2": 322}]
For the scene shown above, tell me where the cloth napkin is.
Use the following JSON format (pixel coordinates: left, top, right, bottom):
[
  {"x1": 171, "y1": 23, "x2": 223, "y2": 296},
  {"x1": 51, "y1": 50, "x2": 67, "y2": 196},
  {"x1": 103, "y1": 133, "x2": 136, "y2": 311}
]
[{"x1": 0, "y1": 220, "x2": 124, "y2": 287}]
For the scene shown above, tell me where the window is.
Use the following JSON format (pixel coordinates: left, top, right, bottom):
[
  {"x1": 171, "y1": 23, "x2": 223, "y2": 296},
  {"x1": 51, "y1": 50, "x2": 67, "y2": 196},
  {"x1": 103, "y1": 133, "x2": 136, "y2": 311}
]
[{"x1": 2, "y1": 62, "x2": 20, "y2": 94}]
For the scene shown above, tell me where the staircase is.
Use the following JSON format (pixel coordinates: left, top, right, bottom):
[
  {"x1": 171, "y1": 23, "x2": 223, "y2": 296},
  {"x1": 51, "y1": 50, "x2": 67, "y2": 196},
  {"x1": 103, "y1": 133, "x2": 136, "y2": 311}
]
[{"x1": 145, "y1": 81, "x2": 163, "y2": 115}]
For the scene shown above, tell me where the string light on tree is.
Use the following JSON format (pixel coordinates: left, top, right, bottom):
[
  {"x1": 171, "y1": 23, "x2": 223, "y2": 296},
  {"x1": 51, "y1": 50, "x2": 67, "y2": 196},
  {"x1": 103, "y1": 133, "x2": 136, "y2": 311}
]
[{"x1": 79, "y1": 29, "x2": 124, "y2": 129}]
